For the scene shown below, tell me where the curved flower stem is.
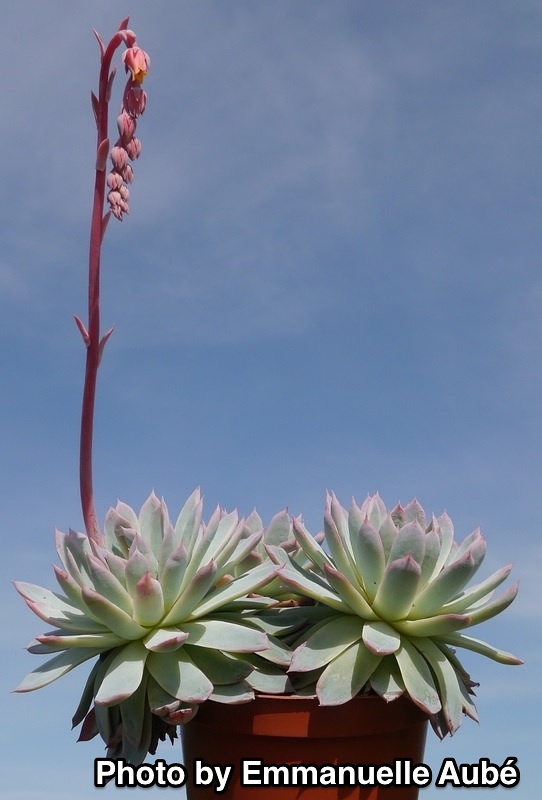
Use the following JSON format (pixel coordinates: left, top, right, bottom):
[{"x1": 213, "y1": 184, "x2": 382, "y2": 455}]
[{"x1": 79, "y1": 20, "x2": 135, "y2": 544}]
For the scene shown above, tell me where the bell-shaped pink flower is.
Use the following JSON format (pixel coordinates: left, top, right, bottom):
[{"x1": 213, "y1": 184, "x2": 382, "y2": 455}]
[
  {"x1": 107, "y1": 190, "x2": 123, "y2": 219},
  {"x1": 107, "y1": 172, "x2": 124, "y2": 190},
  {"x1": 125, "y1": 137, "x2": 142, "y2": 161},
  {"x1": 121, "y1": 163, "x2": 134, "y2": 184},
  {"x1": 110, "y1": 145, "x2": 128, "y2": 170},
  {"x1": 117, "y1": 111, "x2": 136, "y2": 143},
  {"x1": 123, "y1": 81, "x2": 147, "y2": 117},
  {"x1": 122, "y1": 46, "x2": 150, "y2": 84},
  {"x1": 108, "y1": 189, "x2": 129, "y2": 220}
]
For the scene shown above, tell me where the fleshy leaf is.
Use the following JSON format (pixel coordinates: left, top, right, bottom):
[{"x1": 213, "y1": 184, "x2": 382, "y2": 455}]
[
  {"x1": 418, "y1": 528, "x2": 441, "y2": 590},
  {"x1": 183, "y1": 619, "x2": 268, "y2": 653},
  {"x1": 394, "y1": 613, "x2": 471, "y2": 637},
  {"x1": 410, "y1": 548, "x2": 482, "y2": 618},
  {"x1": 362, "y1": 621, "x2": 401, "y2": 655},
  {"x1": 14, "y1": 647, "x2": 99, "y2": 692},
  {"x1": 290, "y1": 615, "x2": 362, "y2": 672},
  {"x1": 161, "y1": 562, "x2": 217, "y2": 626},
  {"x1": 372, "y1": 555, "x2": 421, "y2": 620},
  {"x1": 456, "y1": 583, "x2": 518, "y2": 625},
  {"x1": 86, "y1": 554, "x2": 133, "y2": 614},
  {"x1": 376, "y1": 513, "x2": 398, "y2": 561},
  {"x1": 132, "y1": 572, "x2": 165, "y2": 627},
  {"x1": 173, "y1": 488, "x2": 202, "y2": 552},
  {"x1": 428, "y1": 512, "x2": 455, "y2": 578},
  {"x1": 388, "y1": 520, "x2": 426, "y2": 568},
  {"x1": 291, "y1": 517, "x2": 333, "y2": 572},
  {"x1": 394, "y1": 639, "x2": 441, "y2": 715},
  {"x1": 263, "y1": 509, "x2": 292, "y2": 547},
  {"x1": 143, "y1": 627, "x2": 189, "y2": 652},
  {"x1": 324, "y1": 501, "x2": 359, "y2": 586},
  {"x1": 72, "y1": 659, "x2": 102, "y2": 727},
  {"x1": 412, "y1": 637, "x2": 463, "y2": 735},
  {"x1": 95, "y1": 641, "x2": 148, "y2": 706},
  {"x1": 440, "y1": 564, "x2": 512, "y2": 614},
  {"x1": 349, "y1": 519, "x2": 385, "y2": 602},
  {"x1": 159, "y1": 543, "x2": 188, "y2": 609},
  {"x1": 119, "y1": 677, "x2": 150, "y2": 750},
  {"x1": 245, "y1": 662, "x2": 291, "y2": 694},
  {"x1": 322, "y1": 563, "x2": 377, "y2": 618},
  {"x1": 139, "y1": 492, "x2": 166, "y2": 554},
  {"x1": 209, "y1": 683, "x2": 255, "y2": 704},
  {"x1": 187, "y1": 647, "x2": 252, "y2": 686},
  {"x1": 147, "y1": 648, "x2": 213, "y2": 703},
  {"x1": 36, "y1": 631, "x2": 125, "y2": 650},
  {"x1": 369, "y1": 657, "x2": 405, "y2": 701},
  {"x1": 439, "y1": 632, "x2": 523, "y2": 665},
  {"x1": 359, "y1": 493, "x2": 388, "y2": 531},
  {"x1": 80, "y1": 587, "x2": 147, "y2": 640},
  {"x1": 188, "y1": 561, "x2": 278, "y2": 618},
  {"x1": 316, "y1": 641, "x2": 381, "y2": 705}
]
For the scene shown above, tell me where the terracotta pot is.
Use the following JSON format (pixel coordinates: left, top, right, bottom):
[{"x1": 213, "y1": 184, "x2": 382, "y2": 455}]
[{"x1": 181, "y1": 694, "x2": 429, "y2": 799}]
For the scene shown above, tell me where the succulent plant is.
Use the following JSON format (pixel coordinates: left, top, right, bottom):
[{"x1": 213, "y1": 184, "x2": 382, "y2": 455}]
[
  {"x1": 269, "y1": 492, "x2": 522, "y2": 738},
  {"x1": 15, "y1": 487, "x2": 523, "y2": 760},
  {"x1": 14, "y1": 489, "x2": 288, "y2": 763},
  {"x1": 14, "y1": 18, "x2": 523, "y2": 774}
]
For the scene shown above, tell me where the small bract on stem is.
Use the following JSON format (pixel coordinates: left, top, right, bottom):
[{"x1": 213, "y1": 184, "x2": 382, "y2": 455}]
[{"x1": 77, "y1": 18, "x2": 150, "y2": 544}]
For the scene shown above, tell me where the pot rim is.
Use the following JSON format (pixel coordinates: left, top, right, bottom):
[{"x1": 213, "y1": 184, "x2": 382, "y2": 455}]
[{"x1": 186, "y1": 692, "x2": 430, "y2": 739}]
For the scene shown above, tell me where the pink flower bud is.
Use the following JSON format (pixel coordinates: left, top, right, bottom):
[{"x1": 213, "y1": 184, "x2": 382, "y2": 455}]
[
  {"x1": 117, "y1": 111, "x2": 136, "y2": 143},
  {"x1": 122, "y1": 46, "x2": 150, "y2": 84},
  {"x1": 107, "y1": 172, "x2": 123, "y2": 190},
  {"x1": 123, "y1": 82, "x2": 147, "y2": 117},
  {"x1": 121, "y1": 164, "x2": 134, "y2": 184},
  {"x1": 108, "y1": 189, "x2": 130, "y2": 220},
  {"x1": 119, "y1": 185, "x2": 130, "y2": 202},
  {"x1": 110, "y1": 145, "x2": 128, "y2": 169},
  {"x1": 107, "y1": 190, "x2": 122, "y2": 207},
  {"x1": 125, "y1": 137, "x2": 142, "y2": 161}
]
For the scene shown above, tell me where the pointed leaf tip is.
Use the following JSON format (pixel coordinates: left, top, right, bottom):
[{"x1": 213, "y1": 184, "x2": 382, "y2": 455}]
[
  {"x1": 101, "y1": 212, "x2": 111, "y2": 240},
  {"x1": 90, "y1": 92, "x2": 99, "y2": 124},
  {"x1": 92, "y1": 29, "x2": 105, "y2": 57},
  {"x1": 74, "y1": 316, "x2": 90, "y2": 346},
  {"x1": 98, "y1": 328, "x2": 114, "y2": 363}
]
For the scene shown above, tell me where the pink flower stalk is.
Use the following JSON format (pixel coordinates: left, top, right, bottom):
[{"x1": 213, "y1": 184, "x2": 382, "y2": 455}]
[
  {"x1": 105, "y1": 80, "x2": 148, "y2": 219},
  {"x1": 106, "y1": 51, "x2": 149, "y2": 220},
  {"x1": 78, "y1": 18, "x2": 150, "y2": 543}
]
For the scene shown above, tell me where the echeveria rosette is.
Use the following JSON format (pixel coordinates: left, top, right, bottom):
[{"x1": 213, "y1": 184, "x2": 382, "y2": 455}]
[
  {"x1": 270, "y1": 492, "x2": 522, "y2": 738},
  {"x1": 235, "y1": 507, "x2": 325, "y2": 599},
  {"x1": 14, "y1": 489, "x2": 283, "y2": 763}
]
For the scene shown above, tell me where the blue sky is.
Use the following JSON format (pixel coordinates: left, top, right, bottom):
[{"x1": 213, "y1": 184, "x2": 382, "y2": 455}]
[{"x1": 1, "y1": 1, "x2": 540, "y2": 796}]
